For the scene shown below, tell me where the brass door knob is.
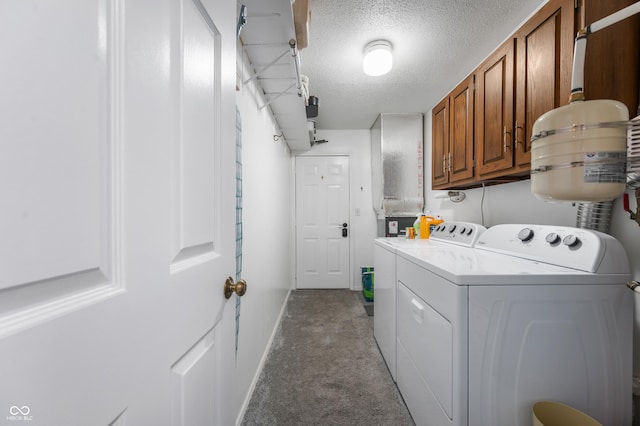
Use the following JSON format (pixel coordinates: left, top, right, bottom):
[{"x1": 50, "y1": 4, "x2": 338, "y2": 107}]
[{"x1": 224, "y1": 276, "x2": 247, "y2": 299}]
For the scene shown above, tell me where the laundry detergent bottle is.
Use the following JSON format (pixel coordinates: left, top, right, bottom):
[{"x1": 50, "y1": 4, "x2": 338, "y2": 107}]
[
  {"x1": 419, "y1": 215, "x2": 430, "y2": 239},
  {"x1": 419, "y1": 215, "x2": 444, "y2": 239}
]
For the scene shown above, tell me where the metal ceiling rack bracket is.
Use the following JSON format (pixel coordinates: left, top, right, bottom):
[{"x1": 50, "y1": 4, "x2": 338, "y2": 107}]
[
  {"x1": 259, "y1": 82, "x2": 297, "y2": 110},
  {"x1": 242, "y1": 45, "x2": 290, "y2": 85},
  {"x1": 246, "y1": 38, "x2": 303, "y2": 110}
]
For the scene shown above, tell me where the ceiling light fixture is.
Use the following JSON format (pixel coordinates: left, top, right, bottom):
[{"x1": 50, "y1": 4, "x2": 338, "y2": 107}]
[{"x1": 363, "y1": 40, "x2": 393, "y2": 76}]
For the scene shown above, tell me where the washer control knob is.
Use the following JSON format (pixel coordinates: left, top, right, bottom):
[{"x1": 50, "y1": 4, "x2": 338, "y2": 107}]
[
  {"x1": 449, "y1": 224, "x2": 457, "y2": 233},
  {"x1": 563, "y1": 234, "x2": 580, "y2": 247},
  {"x1": 459, "y1": 226, "x2": 467, "y2": 234},
  {"x1": 545, "y1": 233, "x2": 560, "y2": 244},
  {"x1": 518, "y1": 228, "x2": 534, "y2": 242}
]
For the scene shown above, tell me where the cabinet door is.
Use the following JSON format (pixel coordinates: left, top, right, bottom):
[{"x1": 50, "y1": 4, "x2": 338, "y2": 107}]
[
  {"x1": 583, "y1": 0, "x2": 640, "y2": 116},
  {"x1": 515, "y1": 0, "x2": 574, "y2": 169},
  {"x1": 449, "y1": 74, "x2": 475, "y2": 184},
  {"x1": 432, "y1": 97, "x2": 449, "y2": 189},
  {"x1": 476, "y1": 39, "x2": 515, "y2": 178}
]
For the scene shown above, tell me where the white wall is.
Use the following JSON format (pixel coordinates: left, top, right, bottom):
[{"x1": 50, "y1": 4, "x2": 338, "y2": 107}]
[
  {"x1": 297, "y1": 129, "x2": 378, "y2": 290},
  {"x1": 234, "y1": 54, "x2": 293, "y2": 423}
]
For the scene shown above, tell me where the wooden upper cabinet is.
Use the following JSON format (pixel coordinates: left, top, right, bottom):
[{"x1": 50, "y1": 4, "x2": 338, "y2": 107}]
[
  {"x1": 514, "y1": 0, "x2": 574, "y2": 171},
  {"x1": 430, "y1": 0, "x2": 640, "y2": 188},
  {"x1": 476, "y1": 39, "x2": 515, "y2": 178},
  {"x1": 431, "y1": 74, "x2": 475, "y2": 190},
  {"x1": 431, "y1": 97, "x2": 449, "y2": 189},
  {"x1": 449, "y1": 74, "x2": 475, "y2": 185}
]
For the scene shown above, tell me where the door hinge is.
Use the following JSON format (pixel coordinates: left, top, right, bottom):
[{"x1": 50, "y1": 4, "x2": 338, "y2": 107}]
[{"x1": 574, "y1": 0, "x2": 580, "y2": 10}]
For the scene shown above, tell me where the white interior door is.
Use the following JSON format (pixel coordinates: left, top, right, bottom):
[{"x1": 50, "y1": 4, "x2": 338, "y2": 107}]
[
  {"x1": 166, "y1": 0, "x2": 238, "y2": 425},
  {"x1": 295, "y1": 156, "x2": 350, "y2": 289},
  {"x1": 0, "y1": 0, "x2": 238, "y2": 425}
]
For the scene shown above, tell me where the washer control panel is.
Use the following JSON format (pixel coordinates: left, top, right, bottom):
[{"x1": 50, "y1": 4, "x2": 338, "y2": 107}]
[
  {"x1": 429, "y1": 222, "x2": 487, "y2": 247},
  {"x1": 475, "y1": 224, "x2": 628, "y2": 273}
]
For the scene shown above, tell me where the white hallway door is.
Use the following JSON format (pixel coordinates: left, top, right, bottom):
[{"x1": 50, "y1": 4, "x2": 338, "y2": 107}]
[
  {"x1": 0, "y1": 1, "x2": 239, "y2": 425},
  {"x1": 296, "y1": 156, "x2": 350, "y2": 289}
]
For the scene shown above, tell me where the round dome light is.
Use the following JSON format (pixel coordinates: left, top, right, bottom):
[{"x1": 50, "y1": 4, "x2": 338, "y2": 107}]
[{"x1": 363, "y1": 40, "x2": 393, "y2": 76}]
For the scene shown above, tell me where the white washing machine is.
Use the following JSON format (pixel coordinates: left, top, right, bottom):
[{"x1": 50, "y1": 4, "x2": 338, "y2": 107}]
[
  {"x1": 394, "y1": 223, "x2": 633, "y2": 426},
  {"x1": 373, "y1": 222, "x2": 486, "y2": 381}
]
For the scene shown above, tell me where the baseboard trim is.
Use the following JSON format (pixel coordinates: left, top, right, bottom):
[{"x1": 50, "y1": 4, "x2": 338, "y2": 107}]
[{"x1": 235, "y1": 288, "x2": 292, "y2": 426}]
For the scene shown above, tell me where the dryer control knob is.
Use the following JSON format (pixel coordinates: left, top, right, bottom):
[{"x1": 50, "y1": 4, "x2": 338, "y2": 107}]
[
  {"x1": 563, "y1": 234, "x2": 580, "y2": 247},
  {"x1": 545, "y1": 233, "x2": 560, "y2": 244},
  {"x1": 518, "y1": 228, "x2": 534, "y2": 242}
]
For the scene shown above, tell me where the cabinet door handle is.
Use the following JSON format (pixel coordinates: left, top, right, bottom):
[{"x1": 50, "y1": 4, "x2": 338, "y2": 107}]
[
  {"x1": 503, "y1": 126, "x2": 512, "y2": 153},
  {"x1": 515, "y1": 120, "x2": 524, "y2": 149}
]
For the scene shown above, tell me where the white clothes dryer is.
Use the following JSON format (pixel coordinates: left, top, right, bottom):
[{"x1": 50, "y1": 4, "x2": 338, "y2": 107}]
[
  {"x1": 373, "y1": 222, "x2": 486, "y2": 381},
  {"x1": 394, "y1": 223, "x2": 633, "y2": 426}
]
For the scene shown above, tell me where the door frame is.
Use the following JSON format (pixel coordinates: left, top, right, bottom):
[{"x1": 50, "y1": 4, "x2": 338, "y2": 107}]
[{"x1": 293, "y1": 154, "x2": 353, "y2": 290}]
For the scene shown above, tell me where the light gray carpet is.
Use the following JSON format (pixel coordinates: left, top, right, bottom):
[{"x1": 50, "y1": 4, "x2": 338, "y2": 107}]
[{"x1": 241, "y1": 290, "x2": 414, "y2": 426}]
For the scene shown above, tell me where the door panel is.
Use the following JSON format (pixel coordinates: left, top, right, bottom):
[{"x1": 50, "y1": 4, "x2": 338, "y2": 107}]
[
  {"x1": 0, "y1": 0, "x2": 237, "y2": 424},
  {"x1": 327, "y1": 239, "x2": 343, "y2": 273},
  {"x1": 171, "y1": 328, "x2": 217, "y2": 426},
  {"x1": 431, "y1": 98, "x2": 449, "y2": 188},
  {"x1": 449, "y1": 74, "x2": 475, "y2": 184},
  {"x1": 583, "y1": 0, "x2": 640, "y2": 118},
  {"x1": 0, "y1": 2, "x2": 129, "y2": 422},
  {"x1": 484, "y1": 65, "x2": 507, "y2": 160},
  {"x1": 168, "y1": 1, "x2": 236, "y2": 425},
  {"x1": 515, "y1": 0, "x2": 574, "y2": 169},
  {"x1": 476, "y1": 39, "x2": 515, "y2": 177},
  {"x1": 522, "y1": 18, "x2": 557, "y2": 161},
  {"x1": 296, "y1": 156, "x2": 350, "y2": 289},
  {"x1": 175, "y1": 0, "x2": 217, "y2": 253},
  {"x1": 0, "y1": 0, "x2": 119, "y2": 331}
]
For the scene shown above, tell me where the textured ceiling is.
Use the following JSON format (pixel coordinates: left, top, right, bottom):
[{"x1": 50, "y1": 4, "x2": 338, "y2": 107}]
[{"x1": 300, "y1": 0, "x2": 548, "y2": 129}]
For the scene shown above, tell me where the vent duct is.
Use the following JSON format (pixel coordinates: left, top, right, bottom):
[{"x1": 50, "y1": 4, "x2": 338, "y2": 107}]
[
  {"x1": 371, "y1": 113, "x2": 424, "y2": 218},
  {"x1": 575, "y1": 201, "x2": 614, "y2": 233}
]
